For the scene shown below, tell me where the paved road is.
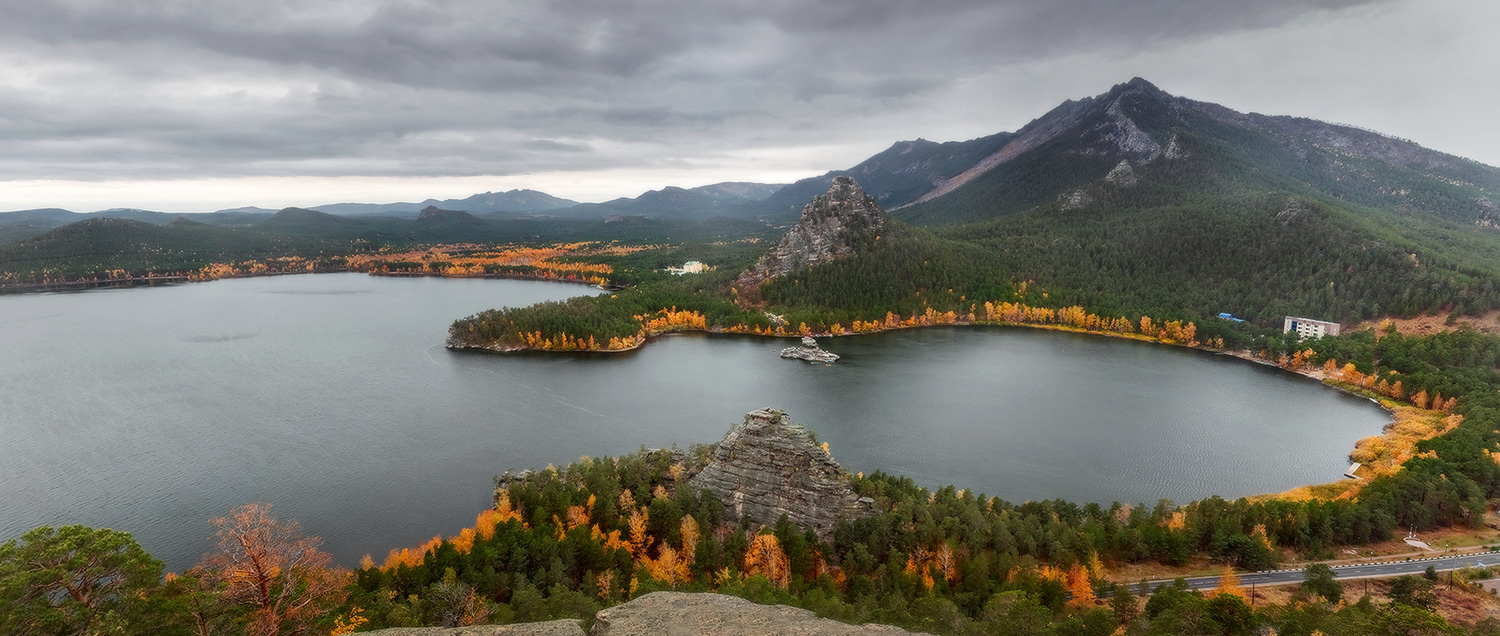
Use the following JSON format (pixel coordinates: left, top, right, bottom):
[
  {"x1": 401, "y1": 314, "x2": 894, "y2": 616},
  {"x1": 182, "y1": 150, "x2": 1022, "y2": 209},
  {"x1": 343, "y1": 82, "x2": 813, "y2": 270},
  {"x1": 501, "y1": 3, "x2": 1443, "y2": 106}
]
[{"x1": 1138, "y1": 551, "x2": 1500, "y2": 593}]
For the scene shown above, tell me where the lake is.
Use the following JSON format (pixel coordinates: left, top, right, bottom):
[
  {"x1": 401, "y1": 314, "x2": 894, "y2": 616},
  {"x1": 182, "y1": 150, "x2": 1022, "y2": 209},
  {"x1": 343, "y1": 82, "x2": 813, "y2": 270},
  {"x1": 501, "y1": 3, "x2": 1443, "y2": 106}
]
[{"x1": 0, "y1": 273, "x2": 1390, "y2": 570}]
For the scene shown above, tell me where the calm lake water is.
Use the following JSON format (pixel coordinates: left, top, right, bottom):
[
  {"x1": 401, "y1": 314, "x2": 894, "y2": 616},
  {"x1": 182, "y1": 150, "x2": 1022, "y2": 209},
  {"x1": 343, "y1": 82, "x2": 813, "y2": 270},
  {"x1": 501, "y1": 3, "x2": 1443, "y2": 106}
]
[{"x1": 0, "y1": 274, "x2": 1389, "y2": 570}]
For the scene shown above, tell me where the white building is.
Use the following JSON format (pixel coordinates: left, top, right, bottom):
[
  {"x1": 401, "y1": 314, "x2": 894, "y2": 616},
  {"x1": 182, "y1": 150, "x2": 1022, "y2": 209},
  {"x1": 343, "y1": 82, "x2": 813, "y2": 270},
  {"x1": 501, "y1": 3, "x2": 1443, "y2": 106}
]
[
  {"x1": 1284, "y1": 316, "x2": 1341, "y2": 340},
  {"x1": 666, "y1": 260, "x2": 709, "y2": 275}
]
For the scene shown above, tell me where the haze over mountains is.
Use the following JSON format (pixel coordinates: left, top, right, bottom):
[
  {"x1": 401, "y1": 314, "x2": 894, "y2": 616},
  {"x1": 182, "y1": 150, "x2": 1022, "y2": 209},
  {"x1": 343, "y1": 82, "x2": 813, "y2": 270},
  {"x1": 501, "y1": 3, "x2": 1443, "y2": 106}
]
[
  {"x1": 7, "y1": 77, "x2": 1500, "y2": 325},
  {"x1": 9, "y1": 77, "x2": 1496, "y2": 234}
]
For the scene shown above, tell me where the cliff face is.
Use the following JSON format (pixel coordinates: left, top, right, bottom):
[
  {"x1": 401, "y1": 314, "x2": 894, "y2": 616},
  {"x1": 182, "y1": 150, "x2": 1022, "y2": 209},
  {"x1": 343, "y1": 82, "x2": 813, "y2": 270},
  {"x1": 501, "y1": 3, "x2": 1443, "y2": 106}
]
[
  {"x1": 688, "y1": 409, "x2": 872, "y2": 538},
  {"x1": 734, "y1": 177, "x2": 885, "y2": 296}
]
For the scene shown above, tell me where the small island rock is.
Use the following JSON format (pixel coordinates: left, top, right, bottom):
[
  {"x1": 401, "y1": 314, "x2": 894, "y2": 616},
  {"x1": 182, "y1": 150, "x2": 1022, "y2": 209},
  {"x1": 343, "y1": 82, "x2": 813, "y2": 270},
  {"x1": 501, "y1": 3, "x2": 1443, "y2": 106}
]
[{"x1": 781, "y1": 336, "x2": 839, "y2": 362}]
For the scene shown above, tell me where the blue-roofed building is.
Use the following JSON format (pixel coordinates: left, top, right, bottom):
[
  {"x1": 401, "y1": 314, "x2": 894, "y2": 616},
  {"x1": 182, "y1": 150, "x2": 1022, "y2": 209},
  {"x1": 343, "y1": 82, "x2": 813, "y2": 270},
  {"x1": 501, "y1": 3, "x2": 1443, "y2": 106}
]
[{"x1": 1217, "y1": 312, "x2": 1246, "y2": 323}]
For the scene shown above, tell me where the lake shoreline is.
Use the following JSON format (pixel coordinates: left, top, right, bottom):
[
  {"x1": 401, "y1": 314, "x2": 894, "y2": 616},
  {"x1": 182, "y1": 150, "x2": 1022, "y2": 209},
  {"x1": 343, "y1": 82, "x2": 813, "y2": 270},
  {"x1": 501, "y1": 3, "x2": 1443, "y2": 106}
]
[{"x1": 455, "y1": 317, "x2": 1430, "y2": 505}]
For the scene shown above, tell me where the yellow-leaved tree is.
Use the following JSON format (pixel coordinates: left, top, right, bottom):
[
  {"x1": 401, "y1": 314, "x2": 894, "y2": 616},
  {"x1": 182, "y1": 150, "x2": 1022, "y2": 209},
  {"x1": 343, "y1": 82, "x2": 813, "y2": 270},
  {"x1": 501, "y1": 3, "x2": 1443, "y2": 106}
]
[
  {"x1": 1212, "y1": 565, "x2": 1246, "y2": 600},
  {"x1": 744, "y1": 533, "x2": 790, "y2": 589}
]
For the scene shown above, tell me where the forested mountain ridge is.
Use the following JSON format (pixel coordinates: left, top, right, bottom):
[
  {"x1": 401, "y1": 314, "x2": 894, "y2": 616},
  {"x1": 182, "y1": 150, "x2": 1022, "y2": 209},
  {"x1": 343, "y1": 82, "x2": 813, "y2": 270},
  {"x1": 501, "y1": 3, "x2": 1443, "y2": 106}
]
[
  {"x1": 847, "y1": 78, "x2": 1500, "y2": 325},
  {"x1": 896, "y1": 77, "x2": 1500, "y2": 227}
]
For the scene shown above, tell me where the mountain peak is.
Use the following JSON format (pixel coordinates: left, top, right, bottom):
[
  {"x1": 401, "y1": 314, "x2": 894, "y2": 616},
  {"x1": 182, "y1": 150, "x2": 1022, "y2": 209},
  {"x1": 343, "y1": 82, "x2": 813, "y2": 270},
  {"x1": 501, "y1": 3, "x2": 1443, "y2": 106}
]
[{"x1": 734, "y1": 177, "x2": 886, "y2": 296}]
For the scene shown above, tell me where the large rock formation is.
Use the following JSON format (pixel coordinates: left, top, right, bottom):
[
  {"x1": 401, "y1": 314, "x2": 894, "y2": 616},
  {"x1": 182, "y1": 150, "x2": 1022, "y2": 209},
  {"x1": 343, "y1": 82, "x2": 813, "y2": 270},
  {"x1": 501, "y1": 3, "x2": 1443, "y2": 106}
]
[
  {"x1": 367, "y1": 619, "x2": 584, "y2": 636},
  {"x1": 367, "y1": 593, "x2": 929, "y2": 635},
  {"x1": 734, "y1": 177, "x2": 885, "y2": 294},
  {"x1": 688, "y1": 409, "x2": 872, "y2": 538},
  {"x1": 591, "y1": 592, "x2": 929, "y2": 635}
]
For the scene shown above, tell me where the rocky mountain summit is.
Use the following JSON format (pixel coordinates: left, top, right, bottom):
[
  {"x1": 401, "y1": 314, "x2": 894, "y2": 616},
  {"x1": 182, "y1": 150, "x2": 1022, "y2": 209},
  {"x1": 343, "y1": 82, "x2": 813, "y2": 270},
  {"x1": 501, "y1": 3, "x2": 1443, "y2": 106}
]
[
  {"x1": 734, "y1": 177, "x2": 885, "y2": 296},
  {"x1": 689, "y1": 409, "x2": 872, "y2": 538}
]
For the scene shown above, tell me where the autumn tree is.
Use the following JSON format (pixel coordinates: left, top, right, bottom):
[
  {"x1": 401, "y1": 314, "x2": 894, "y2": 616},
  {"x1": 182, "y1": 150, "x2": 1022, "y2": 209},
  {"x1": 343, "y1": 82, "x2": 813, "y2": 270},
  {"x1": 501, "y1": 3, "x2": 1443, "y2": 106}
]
[
  {"x1": 643, "y1": 544, "x2": 691, "y2": 588},
  {"x1": 679, "y1": 516, "x2": 700, "y2": 566},
  {"x1": 1211, "y1": 565, "x2": 1246, "y2": 601},
  {"x1": 1066, "y1": 561, "x2": 1096, "y2": 608},
  {"x1": 744, "y1": 533, "x2": 790, "y2": 589},
  {"x1": 627, "y1": 508, "x2": 651, "y2": 560},
  {"x1": 1412, "y1": 390, "x2": 1430, "y2": 409},
  {"x1": 193, "y1": 503, "x2": 347, "y2": 636}
]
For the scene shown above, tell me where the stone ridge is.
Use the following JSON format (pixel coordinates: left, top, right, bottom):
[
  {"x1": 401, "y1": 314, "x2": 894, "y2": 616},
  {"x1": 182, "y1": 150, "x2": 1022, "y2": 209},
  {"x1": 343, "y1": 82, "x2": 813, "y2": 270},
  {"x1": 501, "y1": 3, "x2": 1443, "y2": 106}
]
[
  {"x1": 688, "y1": 409, "x2": 872, "y2": 538},
  {"x1": 735, "y1": 176, "x2": 885, "y2": 294},
  {"x1": 590, "y1": 592, "x2": 929, "y2": 635}
]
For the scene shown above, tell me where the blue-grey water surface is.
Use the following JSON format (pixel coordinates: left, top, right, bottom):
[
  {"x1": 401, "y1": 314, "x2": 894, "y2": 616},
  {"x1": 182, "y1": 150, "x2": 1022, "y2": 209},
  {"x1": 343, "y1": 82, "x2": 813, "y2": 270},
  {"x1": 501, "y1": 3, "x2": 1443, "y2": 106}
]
[{"x1": 0, "y1": 274, "x2": 1389, "y2": 570}]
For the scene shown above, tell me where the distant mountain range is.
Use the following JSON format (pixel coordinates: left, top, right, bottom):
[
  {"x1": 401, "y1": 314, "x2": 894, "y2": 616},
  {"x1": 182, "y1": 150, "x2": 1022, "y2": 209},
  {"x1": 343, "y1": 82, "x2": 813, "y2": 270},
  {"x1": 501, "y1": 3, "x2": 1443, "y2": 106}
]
[
  {"x1": 0, "y1": 183, "x2": 790, "y2": 244},
  {"x1": 305, "y1": 189, "x2": 579, "y2": 217},
  {"x1": 8, "y1": 77, "x2": 1500, "y2": 326}
]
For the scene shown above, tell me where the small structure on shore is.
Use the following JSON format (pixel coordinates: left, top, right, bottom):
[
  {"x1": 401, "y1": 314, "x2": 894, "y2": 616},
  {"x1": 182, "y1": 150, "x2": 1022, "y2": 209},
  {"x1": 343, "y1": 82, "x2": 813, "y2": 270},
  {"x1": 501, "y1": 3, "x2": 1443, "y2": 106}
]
[
  {"x1": 780, "y1": 336, "x2": 839, "y2": 363},
  {"x1": 1285, "y1": 315, "x2": 1341, "y2": 340}
]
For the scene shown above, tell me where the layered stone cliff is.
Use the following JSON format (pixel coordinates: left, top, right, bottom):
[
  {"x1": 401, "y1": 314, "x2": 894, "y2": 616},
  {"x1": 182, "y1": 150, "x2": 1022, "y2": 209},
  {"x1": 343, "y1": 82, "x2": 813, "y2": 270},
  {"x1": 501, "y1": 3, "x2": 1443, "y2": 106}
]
[
  {"x1": 688, "y1": 409, "x2": 872, "y2": 538},
  {"x1": 734, "y1": 177, "x2": 885, "y2": 295}
]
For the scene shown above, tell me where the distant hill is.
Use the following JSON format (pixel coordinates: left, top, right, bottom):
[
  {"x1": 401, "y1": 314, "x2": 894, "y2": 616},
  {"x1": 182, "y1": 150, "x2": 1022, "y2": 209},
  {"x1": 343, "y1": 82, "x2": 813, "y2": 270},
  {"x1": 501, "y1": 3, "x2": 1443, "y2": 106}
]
[
  {"x1": 310, "y1": 189, "x2": 578, "y2": 216},
  {"x1": 416, "y1": 205, "x2": 481, "y2": 224},
  {"x1": 0, "y1": 207, "x2": 277, "y2": 245},
  {"x1": 556, "y1": 182, "x2": 787, "y2": 220},
  {"x1": 258, "y1": 207, "x2": 349, "y2": 231}
]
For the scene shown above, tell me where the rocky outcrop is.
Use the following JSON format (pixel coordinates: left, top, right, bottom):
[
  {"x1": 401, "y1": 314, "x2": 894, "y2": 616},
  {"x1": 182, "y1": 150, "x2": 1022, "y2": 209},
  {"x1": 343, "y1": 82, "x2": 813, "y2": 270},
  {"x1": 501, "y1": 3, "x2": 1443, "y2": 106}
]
[
  {"x1": 780, "y1": 336, "x2": 839, "y2": 363},
  {"x1": 1101, "y1": 98, "x2": 1162, "y2": 162},
  {"x1": 1163, "y1": 133, "x2": 1190, "y2": 160},
  {"x1": 367, "y1": 594, "x2": 927, "y2": 636},
  {"x1": 418, "y1": 205, "x2": 480, "y2": 223},
  {"x1": 735, "y1": 177, "x2": 885, "y2": 294},
  {"x1": 367, "y1": 620, "x2": 584, "y2": 636},
  {"x1": 1059, "y1": 189, "x2": 1092, "y2": 211},
  {"x1": 1104, "y1": 160, "x2": 1138, "y2": 188},
  {"x1": 590, "y1": 592, "x2": 928, "y2": 635},
  {"x1": 689, "y1": 409, "x2": 872, "y2": 538}
]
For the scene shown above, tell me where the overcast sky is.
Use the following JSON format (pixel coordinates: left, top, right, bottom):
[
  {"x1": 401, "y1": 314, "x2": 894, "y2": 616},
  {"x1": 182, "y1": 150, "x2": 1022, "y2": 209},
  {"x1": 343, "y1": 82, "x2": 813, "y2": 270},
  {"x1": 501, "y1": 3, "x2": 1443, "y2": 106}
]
[{"x1": 0, "y1": 0, "x2": 1494, "y2": 212}]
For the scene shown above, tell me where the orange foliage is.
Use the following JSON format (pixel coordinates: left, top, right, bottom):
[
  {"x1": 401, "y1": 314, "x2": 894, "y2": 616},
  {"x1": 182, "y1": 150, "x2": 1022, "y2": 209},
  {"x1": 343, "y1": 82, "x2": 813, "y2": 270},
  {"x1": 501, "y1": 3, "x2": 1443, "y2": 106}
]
[
  {"x1": 344, "y1": 241, "x2": 656, "y2": 287},
  {"x1": 1212, "y1": 565, "x2": 1247, "y2": 600},
  {"x1": 643, "y1": 543, "x2": 692, "y2": 588},
  {"x1": 744, "y1": 534, "x2": 791, "y2": 589},
  {"x1": 1066, "y1": 562, "x2": 1096, "y2": 608},
  {"x1": 627, "y1": 508, "x2": 651, "y2": 560},
  {"x1": 195, "y1": 503, "x2": 348, "y2": 636}
]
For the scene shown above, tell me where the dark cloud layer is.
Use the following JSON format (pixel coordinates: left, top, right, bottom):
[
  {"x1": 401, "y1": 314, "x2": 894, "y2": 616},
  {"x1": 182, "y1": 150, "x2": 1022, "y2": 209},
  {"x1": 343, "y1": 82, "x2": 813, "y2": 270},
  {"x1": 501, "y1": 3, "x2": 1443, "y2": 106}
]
[{"x1": 0, "y1": 0, "x2": 1427, "y2": 192}]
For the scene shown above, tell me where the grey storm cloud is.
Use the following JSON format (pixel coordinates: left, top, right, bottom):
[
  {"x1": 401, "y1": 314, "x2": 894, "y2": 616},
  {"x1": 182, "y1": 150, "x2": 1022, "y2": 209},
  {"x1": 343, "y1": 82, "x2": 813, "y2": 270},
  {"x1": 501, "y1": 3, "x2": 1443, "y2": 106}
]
[{"x1": 0, "y1": 0, "x2": 1392, "y2": 182}]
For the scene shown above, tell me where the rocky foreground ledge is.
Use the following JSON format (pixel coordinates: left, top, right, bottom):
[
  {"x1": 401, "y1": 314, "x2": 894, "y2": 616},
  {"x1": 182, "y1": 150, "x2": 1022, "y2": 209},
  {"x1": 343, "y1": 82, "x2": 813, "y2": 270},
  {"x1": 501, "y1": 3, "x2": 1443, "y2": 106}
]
[{"x1": 367, "y1": 592, "x2": 929, "y2": 636}]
